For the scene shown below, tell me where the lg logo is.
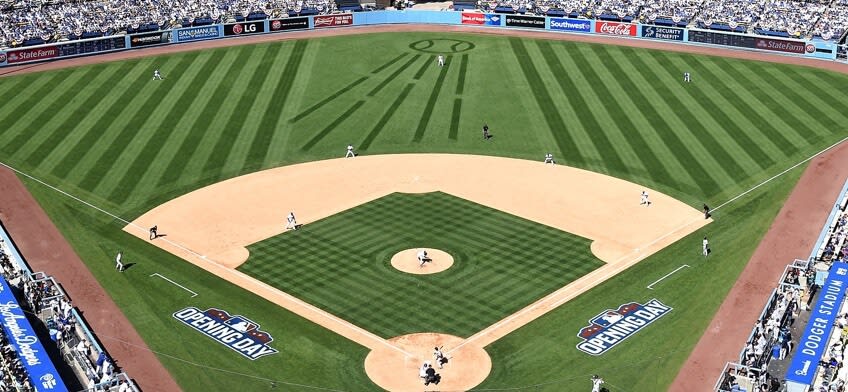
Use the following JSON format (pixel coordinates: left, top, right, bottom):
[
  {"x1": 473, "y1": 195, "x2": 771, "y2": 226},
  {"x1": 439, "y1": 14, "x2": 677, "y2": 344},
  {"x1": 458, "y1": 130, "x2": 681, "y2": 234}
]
[{"x1": 232, "y1": 23, "x2": 258, "y2": 35}]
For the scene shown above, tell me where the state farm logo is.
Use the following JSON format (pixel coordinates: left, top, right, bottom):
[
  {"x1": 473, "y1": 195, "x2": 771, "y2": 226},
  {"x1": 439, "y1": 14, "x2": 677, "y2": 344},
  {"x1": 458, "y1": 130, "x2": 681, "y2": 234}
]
[
  {"x1": 806, "y1": 44, "x2": 815, "y2": 53},
  {"x1": 596, "y1": 21, "x2": 635, "y2": 36},
  {"x1": 7, "y1": 47, "x2": 58, "y2": 63},
  {"x1": 755, "y1": 38, "x2": 805, "y2": 54}
]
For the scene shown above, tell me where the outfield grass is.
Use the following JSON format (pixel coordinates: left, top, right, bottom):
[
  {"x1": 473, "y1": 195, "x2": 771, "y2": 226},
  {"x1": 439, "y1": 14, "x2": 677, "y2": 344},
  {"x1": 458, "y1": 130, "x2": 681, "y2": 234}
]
[
  {"x1": 0, "y1": 31, "x2": 846, "y2": 391},
  {"x1": 240, "y1": 192, "x2": 604, "y2": 338}
]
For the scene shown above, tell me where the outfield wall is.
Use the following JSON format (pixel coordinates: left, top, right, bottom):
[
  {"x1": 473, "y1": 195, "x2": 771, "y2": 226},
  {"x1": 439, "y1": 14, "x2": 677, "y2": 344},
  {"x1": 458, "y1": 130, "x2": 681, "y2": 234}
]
[{"x1": 0, "y1": 10, "x2": 837, "y2": 67}]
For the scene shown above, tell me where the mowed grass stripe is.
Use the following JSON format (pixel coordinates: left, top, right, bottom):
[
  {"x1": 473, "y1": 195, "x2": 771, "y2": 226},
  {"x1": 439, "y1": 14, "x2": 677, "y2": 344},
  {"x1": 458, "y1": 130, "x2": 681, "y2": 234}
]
[
  {"x1": 360, "y1": 83, "x2": 416, "y2": 150},
  {"x1": 508, "y1": 38, "x2": 582, "y2": 161},
  {"x1": 301, "y1": 100, "x2": 367, "y2": 151},
  {"x1": 448, "y1": 98, "x2": 462, "y2": 140},
  {"x1": 290, "y1": 76, "x2": 368, "y2": 123},
  {"x1": 367, "y1": 54, "x2": 421, "y2": 97},
  {"x1": 590, "y1": 50, "x2": 718, "y2": 195},
  {"x1": 50, "y1": 60, "x2": 152, "y2": 179},
  {"x1": 107, "y1": 52, "x2": 219, "y2": 203},
  {"x1": 79, "y1": 55, "x2": 191, "y2": 193},
  {"x1": 412, "y1": 55, "x2": 452, "y2": 142},
  {"x1": 790, "y1": 68, "x2": 848, "y2": 110},
  {"x1": 726, "y1": 60, "x2": 835, "y2": 139},
  {"x1": 456, "y1": 54, "x2": 469, "y2": 95},
  {"x1": 0, "y1": 72, "x2": 67, "y2": 150},
  {"x1": 4, "y1": 68, "x2": 98, "y2": 159},
  {"x1": 777, "y1": 67, "x2": 848, "y2": 127},
  {"x1": 413, "y1": 55, "x2": 432, "y2": 80},
  {"x1": 28, "y1": 62, "x2": 138, "y2": 171},
  {"x1": 0, "y1": 74, "x2": 50, "y2": 124},
  {"x1": 694, "y1": 56, "x2": 810, "y2": 146},
  {"x1": 371, "y1": 53, "x2": 408, "y2": 74},
  {"x1": 616, "y1": 50, "x2": 756, "y2": 178},
  {"x1": 156, "y1": 51, "x2": 243, "y2": 187},
  {"x1": 549, "y1": 43, "x2": 668, "y2": 180},
  {"x1": 201, "y1": 46, "x2": 279, "y2": 180},
  {"x1": 247, "y1": 40, "x2": 310, "y2": 166}
]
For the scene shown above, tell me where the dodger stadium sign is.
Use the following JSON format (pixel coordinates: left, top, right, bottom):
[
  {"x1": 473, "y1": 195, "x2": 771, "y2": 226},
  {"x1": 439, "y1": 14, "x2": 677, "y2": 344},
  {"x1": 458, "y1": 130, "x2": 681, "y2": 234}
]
[
  {"x1": 576, "y1": 299, "x2": 672, "y2": 355},
  {"x1": 174, "y1": 307, "x2": 278, "y2": 360}
]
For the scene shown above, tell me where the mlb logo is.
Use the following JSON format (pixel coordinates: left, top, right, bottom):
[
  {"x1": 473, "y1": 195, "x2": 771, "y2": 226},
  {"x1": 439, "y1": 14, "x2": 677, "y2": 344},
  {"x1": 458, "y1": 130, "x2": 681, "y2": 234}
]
[
  {"x1": 592, "y1": 311, "x2": 623, "y2": 328},
  {"x1": 226, "y1": 317, "x2": 257, "y2": 332}
]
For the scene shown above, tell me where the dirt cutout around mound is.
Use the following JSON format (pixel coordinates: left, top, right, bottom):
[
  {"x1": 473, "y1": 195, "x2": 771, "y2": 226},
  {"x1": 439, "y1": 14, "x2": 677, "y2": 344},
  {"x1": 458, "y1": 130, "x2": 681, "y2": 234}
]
[
  {"x1": 391, "y1": 249, "x2": 453, "y2": 275},
  {"x1": 127, "y1": 153, "x2": 707, "y2": 391}
]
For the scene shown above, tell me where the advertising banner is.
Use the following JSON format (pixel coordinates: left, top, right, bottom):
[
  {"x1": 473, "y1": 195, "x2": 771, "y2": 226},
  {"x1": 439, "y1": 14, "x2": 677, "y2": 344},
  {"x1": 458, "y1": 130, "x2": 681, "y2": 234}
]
[
  {"x1": 129, "y1": 31, "x2": 173, "y2": 47},
  {"x1": 175, "y1": 25, "x2": 221, "y2": 42},
  {"x1": 270, "y1": 17, "x2": 309, "y2": 31},
  {"x1": 313, "y1": 14, "x2": 353, "y2": 28},
  {"x1": 224, "y1": 21, "x2": 266, "y2": 36},
  {"x1": 0, "y1": 52, "x2": 5, "y2": 66},
  {"x1": 806, "y1": 41, "x2": 837, "y2": 60},
  {"x1": 786, "y1": 262, "x2": 848, "y2": 385},
  {"x1": 58, "y1": 37, "x2": 125, "y2": 57},
  {"x1": 755, "y1": 37, "x2": 807, "y2": 54},
  {"x1": 549, "y1": 18, "x2": 591, "y2": 33},
  {"x1": 6, "y1": 46, "x2": 58, "y2": 64},
  {"x1": 641, "y1": 25, "x2": 683, "y2": 41},
  {"x1": 505, "y1": 14, "x2": 545, "y2": 29},
  {"x1": 595, "y1": 21, "x2": 636, "y2": 36},
  {"x1": 460, "y1": 13, "x2": 501, "y2": 26},
  {"x1": 0, "y1": 279, "x2": 67, "y2": 390}
]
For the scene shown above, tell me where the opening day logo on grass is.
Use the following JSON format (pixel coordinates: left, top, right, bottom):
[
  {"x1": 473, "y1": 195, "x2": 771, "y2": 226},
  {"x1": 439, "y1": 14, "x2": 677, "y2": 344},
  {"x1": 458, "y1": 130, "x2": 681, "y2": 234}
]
[
  {"x1": 576, "y1": 299, "x2": 672, "y2": 355},
  {"x1": 173, "y1": 307, "x2": 278, "y2": 360}
]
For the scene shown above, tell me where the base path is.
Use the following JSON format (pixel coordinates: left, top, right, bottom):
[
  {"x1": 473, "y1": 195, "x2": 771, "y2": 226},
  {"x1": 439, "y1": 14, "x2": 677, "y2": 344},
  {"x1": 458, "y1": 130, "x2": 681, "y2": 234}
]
[
  {"x1": 0, "y1": 167, "x2": 180, "y2": 392},
  {"x1": 671, "y1": 141, "x2": 848, "y2": 392},
  {"x1": 127, "y1": 153, "x2": 707, "y2": 391}
]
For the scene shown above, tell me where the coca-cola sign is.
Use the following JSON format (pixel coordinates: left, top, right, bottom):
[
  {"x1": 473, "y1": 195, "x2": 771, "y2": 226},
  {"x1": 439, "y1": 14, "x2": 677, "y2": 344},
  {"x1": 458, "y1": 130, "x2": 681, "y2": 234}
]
[
  {"x1": 7, "y1": 46, "x2": 59, "y2": 64},
  {"x1": 754, "y1": 38, "x2": 805, "y2": 54},
  {"x1": 313, "y1": 14, "x2": 353, "y2": 28},
  {"x1": 595, "y1": 21, "x2": 636, "y2": 36}
]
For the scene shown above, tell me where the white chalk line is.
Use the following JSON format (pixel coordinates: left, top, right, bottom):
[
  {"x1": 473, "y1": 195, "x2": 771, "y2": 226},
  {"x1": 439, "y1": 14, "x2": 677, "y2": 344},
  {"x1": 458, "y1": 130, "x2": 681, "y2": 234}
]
[
  {"x1": 647, "y1": 265, "x2": 690, "y2": 290},
  {"x1": 149, "y1": 273, "x2": 198, "y2": 297}
]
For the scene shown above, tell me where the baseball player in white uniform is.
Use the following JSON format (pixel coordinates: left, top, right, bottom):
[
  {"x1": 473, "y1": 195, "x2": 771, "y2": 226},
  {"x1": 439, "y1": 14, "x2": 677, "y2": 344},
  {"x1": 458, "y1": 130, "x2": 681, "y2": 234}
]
[
  {"x1": 544, "y1": 153, "x2": 555, "y2": 165},
  {"x1": 418, "y1": 249, "x2": 429, "y2": 267},
  {"x1": 591, "y1": 375, "x2": 604, "y2": 392},
  {"x1": 703, "y1": 236, "x2": 710, "y2": 256},
  {"x1": 433, "y1": 346, "x2": 448, "y2": 368},
  {"x1": 115, "y1": 251, "x2": 124, "y2": 272},
  {"x1": 285, "y1": 212, "x2": 298, "y2": 231},
  {"x1": 153, "y1": 69, "x2": 163, "y2": 80},
  {"x1": 345, "y1": 144, "x2": 355, "y2": 158},
  {"x1": 640, "y1": 191, "x2": 651, "y2": 206},
  {"x1": 683, "y1": 72, "x2": 691, "y2": 83},
  {"x1": 437, "y1": 55, "x2": 445, "y2": 67}
]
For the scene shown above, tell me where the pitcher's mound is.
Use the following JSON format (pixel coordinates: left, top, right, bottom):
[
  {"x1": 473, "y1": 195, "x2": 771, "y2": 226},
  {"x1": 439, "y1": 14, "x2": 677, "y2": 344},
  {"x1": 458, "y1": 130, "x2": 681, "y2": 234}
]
[
  {"x1": 390, "y1": 249, "x2": 453, "y2": 274},
  {"x1": 364, "y1": 332, "x2": 491, "y2": 391}
]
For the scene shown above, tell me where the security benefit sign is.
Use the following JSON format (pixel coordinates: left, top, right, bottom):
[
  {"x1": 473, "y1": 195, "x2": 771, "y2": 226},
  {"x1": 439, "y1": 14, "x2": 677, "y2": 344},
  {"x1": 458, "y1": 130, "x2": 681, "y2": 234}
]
[
  {"x1": 224, "y1": 21, "x2": 266, "y2": 36},
  {"x1": 174, "y1": 307, "x2": 279, "y2": 360},
  {"x1": 576, "y1": 299, "x2": 672, "y2": 355},
  {"x1": 641, "y1": 26, "x2": 683, "y2": 41},
  {"x1": 786, "y1": 262, "x2": 848, "y2": 385}
]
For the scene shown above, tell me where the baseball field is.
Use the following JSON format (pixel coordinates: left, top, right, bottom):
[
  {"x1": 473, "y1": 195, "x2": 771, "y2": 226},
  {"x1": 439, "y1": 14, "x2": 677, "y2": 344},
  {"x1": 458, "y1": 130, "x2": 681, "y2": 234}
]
[{"x1": 0, "y1": 30, "x2": 847, "y2": 391}]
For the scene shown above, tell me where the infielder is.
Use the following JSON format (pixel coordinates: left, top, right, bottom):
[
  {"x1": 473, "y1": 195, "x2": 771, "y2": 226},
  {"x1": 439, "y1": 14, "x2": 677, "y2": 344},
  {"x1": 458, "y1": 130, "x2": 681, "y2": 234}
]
[
  {"x1": 640, "y1": 191, "x2": 651, "y2": 206},
  {"x1": 345, "y1": 144, "x2": 355, "y2": 158},
  {"x1": 153, "y1": 69, "x2": 163, "y2": 81},
  {"x1": 703, "y1": 236, "x2": 710, "y2": 256},
  {"x1": 149, "y1": 225, "x2": 158, "y2": 240},
  {"x1": 437, "y1": 55, "x2": 445, "y2": 67},
  {"x1": 683, "y1": 72, "x2": 691, "y2": 83},
  {"x1": 285, "y1": 212, "x2": 298, "y2": 231},
  {"x1": 544, "y1": 153, "x2": 555, "y2": 165},
  {"x1": 115, "y1": 251, "x2": 124, "y2": 272}
]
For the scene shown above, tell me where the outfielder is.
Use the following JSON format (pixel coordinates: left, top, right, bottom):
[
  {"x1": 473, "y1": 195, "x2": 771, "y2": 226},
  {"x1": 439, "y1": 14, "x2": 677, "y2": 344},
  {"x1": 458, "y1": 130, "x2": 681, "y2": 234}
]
[
  {"x1": 345, "y1": 144, "x2": 355, "y2": 158},
  {"x1": 703, "y1": 236, "x2": 710, "y2": 256},
  {"x1": 683, "y1": 72, "x2": 691, "y2": 83},
  {"x1": 153, "y1": 69, "x2": 163, "y2": 81},
  {"x1": 285, "y1": 212, "x2": 298, "y2": 231},
  {"x1": 544, "y1": 153, "x2": 555, "y2": 165},
  {"x1": 591, "y1": 375, "x2": 604, "y2": 392},
  {"x1": 115, "y1": 251, "x2": 124, "y2": 272},
  {"x1": 437, "y1": 55, "x2": 445, "y2": 67}
]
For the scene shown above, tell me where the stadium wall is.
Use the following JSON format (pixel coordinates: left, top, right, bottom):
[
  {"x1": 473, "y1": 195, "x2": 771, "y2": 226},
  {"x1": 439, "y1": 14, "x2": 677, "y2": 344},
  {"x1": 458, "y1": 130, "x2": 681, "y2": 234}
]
[{"x1": 0, "y1": 10, "x2": 837, "y2": 67}]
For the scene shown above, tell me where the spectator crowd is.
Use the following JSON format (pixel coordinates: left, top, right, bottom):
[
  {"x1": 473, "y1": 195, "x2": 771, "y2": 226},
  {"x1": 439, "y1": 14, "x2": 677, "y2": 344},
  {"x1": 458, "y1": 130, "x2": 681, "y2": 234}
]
[{"x1": 3, "y1": 0, "x2": 848, "y2": 48}]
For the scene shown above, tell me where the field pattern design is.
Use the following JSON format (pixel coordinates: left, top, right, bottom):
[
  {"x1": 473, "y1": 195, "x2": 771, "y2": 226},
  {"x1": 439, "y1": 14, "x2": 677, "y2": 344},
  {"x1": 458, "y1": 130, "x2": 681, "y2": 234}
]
[{"x1": 240, "y1": 192, "x2": 604, "y2": 338}]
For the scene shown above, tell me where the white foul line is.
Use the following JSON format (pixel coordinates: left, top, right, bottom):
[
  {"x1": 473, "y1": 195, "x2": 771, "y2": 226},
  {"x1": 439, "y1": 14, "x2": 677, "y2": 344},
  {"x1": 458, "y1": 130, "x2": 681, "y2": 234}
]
[
  {"x1": 150, "y1": 273, "x2": 198, "y2": 297},
  {"x1": 647, "y1": 264, "x2": 690, "y2": 290}
]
